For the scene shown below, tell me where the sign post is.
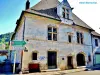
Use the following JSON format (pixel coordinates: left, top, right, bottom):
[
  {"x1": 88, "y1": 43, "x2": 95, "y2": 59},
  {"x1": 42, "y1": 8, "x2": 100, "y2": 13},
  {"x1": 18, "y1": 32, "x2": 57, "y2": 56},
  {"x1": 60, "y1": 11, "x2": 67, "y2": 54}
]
[
  {"x1": 11, "y1": 41, "x2": 26, "y2": 74},
  {"x1": 13, "y1": 50, "x2": 16, "y2": 74}
]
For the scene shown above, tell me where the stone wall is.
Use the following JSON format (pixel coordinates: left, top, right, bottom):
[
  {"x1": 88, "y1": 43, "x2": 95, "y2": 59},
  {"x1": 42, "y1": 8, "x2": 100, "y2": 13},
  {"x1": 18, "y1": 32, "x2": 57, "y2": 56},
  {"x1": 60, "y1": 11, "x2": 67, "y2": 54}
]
[{"x1": 13, "y1": 12, "x2": 93, "y2": 71}]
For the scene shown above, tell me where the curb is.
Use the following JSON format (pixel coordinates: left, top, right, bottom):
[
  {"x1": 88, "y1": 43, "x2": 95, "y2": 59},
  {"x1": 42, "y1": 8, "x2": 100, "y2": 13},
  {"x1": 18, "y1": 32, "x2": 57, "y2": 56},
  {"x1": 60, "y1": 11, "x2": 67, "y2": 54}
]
[{"x1": 24, "y1": 68, "x2": 85, "y2": 75}]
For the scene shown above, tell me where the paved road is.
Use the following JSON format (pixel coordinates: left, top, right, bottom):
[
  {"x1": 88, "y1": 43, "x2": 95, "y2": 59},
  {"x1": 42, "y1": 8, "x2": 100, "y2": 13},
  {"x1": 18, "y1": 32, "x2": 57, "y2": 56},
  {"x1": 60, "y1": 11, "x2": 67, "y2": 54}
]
[
  {"x1": 26, "y1": 71, "x2": 100, "y2": 75},
  {"x1": 66, "y1": 71, "x2": 100, "y2": 75}
]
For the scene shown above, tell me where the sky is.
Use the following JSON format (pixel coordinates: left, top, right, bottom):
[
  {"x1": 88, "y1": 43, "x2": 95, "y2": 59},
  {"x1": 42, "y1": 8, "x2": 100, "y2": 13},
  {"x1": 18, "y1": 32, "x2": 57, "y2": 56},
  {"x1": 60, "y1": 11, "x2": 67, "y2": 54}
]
[{"x1": 0, "y1": 0, "x2": 100, "y2": 34}]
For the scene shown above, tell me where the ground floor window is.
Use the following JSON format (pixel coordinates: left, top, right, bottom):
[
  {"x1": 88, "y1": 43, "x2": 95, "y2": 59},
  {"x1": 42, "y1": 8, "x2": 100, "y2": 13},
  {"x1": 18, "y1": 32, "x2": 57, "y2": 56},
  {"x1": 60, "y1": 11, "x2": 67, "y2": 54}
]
[{"x1": 32, "y1": 52, "x2": 37, "y2": 60}]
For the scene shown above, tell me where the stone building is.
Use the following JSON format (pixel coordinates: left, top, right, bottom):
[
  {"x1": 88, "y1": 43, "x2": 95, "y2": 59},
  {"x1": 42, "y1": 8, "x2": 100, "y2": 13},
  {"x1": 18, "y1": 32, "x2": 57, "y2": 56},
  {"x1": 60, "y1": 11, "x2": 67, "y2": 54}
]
[
  {"x1": 11, "y1": 0, "x2": 94, "y2": 72},
  {"x1": 91, "y1": 31, "x2": 100, "y2": 65}
]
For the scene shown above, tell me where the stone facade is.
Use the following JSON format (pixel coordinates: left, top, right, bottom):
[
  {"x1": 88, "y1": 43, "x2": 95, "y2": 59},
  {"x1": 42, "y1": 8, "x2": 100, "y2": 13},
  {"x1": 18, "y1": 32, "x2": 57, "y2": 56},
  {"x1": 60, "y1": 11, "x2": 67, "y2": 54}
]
[
  {"x1": 11, "y1": 0, "x2": 93, "y2": 72},
  {"x1": 12, "y1": 12, "x2": 92, "y2": 71}
]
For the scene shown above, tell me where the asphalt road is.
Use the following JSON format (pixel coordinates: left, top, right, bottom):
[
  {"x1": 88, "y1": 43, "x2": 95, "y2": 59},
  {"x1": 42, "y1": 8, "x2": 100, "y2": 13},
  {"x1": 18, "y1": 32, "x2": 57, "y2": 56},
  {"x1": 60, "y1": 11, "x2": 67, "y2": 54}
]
[
  {"x1": 65, "y1": 71, "x2": 100, "y2": 75},
  {"x1": 26, "y1": 70, "x2": 100, "y2": 75}
]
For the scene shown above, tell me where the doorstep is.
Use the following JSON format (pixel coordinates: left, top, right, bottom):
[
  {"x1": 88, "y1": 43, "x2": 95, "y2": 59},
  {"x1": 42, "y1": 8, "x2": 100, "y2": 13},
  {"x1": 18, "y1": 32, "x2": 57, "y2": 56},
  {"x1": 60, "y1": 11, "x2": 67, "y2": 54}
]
[
  {"x1": 25, "y1": 68, "x2": 86, "y2": 75},
  {"x1": 41, "y1": 67, "x2": 86, "y2": 72},
  {"x1": 41, "y1": 68, "x2": 61, "y2": 72},
  {"x1": 77, "y1": 66, "x2": 86, "y2": 69}
]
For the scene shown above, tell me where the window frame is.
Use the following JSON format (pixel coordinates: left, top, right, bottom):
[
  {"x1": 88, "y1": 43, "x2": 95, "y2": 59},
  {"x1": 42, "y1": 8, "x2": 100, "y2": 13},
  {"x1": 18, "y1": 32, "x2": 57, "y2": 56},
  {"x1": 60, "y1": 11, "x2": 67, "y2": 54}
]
[
  {"x1": 48, "y1": 26, "x2": 57, "y2": 41},
  {"x1": 62, "y1": 7, "x2": 70, "y2": 19},
  {"x1": 66, "y1": 9, "x2": 69, "y2": 19},
  {"x1": 32, "y1": 52, "x2": 37, "y2": 60},
  {"x1": 68, "y1": 34, "x2": 72, "y2": 43},
  {"x1": 95, "y1": 39, "x2": 98, "y2": 46},
  {"x1": 76, "y1": 32, "x2": 84, "y2": 44},
  {"x1": 77, "y1": 32, "x2": 80, "y2": 44}
]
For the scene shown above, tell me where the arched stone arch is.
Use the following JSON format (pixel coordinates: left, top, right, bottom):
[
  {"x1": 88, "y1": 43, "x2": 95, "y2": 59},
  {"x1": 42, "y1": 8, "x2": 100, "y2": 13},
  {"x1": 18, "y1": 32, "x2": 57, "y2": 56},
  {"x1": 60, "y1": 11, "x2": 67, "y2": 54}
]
[
  {"x1": 76, "y1": 52, "x2": 86, "y2": 66},
  {"x1": 78, "y1": 52, "x2": 86, "y2": 57}
]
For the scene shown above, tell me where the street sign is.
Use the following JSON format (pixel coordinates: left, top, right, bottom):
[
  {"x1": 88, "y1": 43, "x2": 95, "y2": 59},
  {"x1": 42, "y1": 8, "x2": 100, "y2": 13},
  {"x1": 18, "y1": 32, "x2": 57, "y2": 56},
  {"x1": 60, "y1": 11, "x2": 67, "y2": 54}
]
[{"x1": 11, "y1": 41, "x2": 26, "y2": 46}]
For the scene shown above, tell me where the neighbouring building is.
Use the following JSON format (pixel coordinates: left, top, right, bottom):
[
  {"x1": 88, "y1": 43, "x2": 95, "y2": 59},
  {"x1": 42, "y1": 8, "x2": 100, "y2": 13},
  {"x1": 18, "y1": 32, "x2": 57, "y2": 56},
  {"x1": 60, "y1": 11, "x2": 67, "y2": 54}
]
[
  {"x1": 11, "y1": 0, "x2": 94, "y2": 72},
  {"x1": 91, "y1": 31, "x2": 100, "y2": 65}
]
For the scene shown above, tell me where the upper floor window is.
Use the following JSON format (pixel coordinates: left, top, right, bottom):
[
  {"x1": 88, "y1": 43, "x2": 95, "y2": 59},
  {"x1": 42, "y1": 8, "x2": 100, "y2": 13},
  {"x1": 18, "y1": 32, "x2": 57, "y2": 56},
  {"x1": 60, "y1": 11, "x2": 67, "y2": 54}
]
[
  {"x1": 48, "y1": 27, "x2": 57, "y2": 41},
  {"x1": 80, "y1": 33, "x2": 83, "y2": 44},
  {"x1": 68, "y1": 35, "x2": 72, "y2": 43},
  {"x1": 95, "y1": 39, "x2": 98, "y2": 46},
  {"x1": 77, "y1": 32, "x2": 83, "y2": 44},
  {"x1": 62, "y1": 7, "x2": 69, "y2": 19},
  {"x1": 77, "y1": 32, "x2": 80, "y2": 43}
]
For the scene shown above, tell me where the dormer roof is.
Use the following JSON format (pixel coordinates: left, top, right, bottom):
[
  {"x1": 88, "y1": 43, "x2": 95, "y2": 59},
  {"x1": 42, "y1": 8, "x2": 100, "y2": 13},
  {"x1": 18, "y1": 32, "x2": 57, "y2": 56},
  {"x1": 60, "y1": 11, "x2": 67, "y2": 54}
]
[
  {"x1": 91, "y1": 31, "x2": 100, "y2": 37},
  {"x1": 62, "y1": 0, "x2": 71, "y2": 8}
]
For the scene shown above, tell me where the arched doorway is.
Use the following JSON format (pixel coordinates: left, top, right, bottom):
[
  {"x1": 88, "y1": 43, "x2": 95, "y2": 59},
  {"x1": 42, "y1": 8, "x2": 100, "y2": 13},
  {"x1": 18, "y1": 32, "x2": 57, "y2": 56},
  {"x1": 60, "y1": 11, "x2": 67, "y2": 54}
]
[{"x1": 77, "y1": 53, "x2": 85, "y2": 66}]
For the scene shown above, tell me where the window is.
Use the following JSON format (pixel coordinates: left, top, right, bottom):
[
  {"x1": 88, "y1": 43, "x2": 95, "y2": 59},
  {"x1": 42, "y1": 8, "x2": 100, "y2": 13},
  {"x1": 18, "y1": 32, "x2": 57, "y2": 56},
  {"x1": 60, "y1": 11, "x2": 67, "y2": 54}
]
[
  {"x1": 80, "y1": 33, "x2": 83, "y2": 44},
  {"x1": 62, "y1": 8, "x2": 65, "y2": 18},
  {"x1": 62, "y1": 7, "x2": 69, "y2": 19},
  {"x1": 77, "y1": 32, "x2": 80, "y2": 43},
  {"x1": 77, "y1": 32, "x2": 83, "y2": 44},
  {"x1": 95, "y1": 39, "x2": 98, "y2": 46},
  {"x1": 48, "y1": 27, "x2": 57, "y2": 41},
  {"x1": 32, "y1": 52, "x2": 37, "y2": 60},
  {"x1": 68, "y1": 35, "x2": 72, "y2": 43},
  {"x1": 66, "y1": 9, "x2": 69, "y2": 19}
]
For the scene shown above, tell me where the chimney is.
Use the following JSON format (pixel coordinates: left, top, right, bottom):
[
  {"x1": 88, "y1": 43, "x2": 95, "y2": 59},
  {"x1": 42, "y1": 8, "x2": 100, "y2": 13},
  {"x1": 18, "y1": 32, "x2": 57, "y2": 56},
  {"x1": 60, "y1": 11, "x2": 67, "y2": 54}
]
[{"x1": 26, "y1": 0, "x2": 30, "y2": 10}]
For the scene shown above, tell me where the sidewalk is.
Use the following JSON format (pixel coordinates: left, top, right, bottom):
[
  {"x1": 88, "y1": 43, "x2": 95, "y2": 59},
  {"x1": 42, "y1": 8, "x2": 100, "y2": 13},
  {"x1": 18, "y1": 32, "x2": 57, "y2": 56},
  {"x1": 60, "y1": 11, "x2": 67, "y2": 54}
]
[{"x1": 20, "y1": 68, "x2": 85, "y2": 75}]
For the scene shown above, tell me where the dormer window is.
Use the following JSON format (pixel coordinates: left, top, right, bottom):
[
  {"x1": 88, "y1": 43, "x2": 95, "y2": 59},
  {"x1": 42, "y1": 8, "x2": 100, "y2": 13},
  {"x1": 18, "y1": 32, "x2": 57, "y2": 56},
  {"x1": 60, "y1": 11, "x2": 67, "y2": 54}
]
[
  {"x1": 66, "y1": 9, "x2": 69, "y2": 19},
  {"x1": 62, "y1": 7, "x2": 66, "y2": 18},
  {"x1": 62, "y1": 7, "x2": 69, "y2": 19}
]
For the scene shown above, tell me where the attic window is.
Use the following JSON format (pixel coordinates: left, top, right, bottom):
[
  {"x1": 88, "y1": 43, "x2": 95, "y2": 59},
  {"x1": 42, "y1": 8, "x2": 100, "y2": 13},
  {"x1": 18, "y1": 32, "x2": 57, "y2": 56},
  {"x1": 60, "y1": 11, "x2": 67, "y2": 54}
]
[
  {"x1": 62, "y1": 8, "x2": 66, "y2": 18},
  {"x1": 66, "y1": 9, "x2": 69, "y2": 19},
  {"x1": 62, "y1": 7, "x2": 69, "y2": 19}
]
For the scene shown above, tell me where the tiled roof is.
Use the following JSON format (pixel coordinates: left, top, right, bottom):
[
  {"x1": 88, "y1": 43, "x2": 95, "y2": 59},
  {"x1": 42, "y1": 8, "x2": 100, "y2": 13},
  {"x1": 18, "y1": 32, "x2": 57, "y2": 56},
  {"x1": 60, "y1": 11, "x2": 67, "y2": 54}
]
[
  {"x1": 26, "y1": 7, "x2": 60, "y2": 20},
  {"x1": 31, "y1": 0, "x2": 60, "y2": 10},
  {"x1": 91, "y1": 31, "x2": 100, "y2": 37},
  {"x1": 72, "y1": 13, "x2": 93, "y2": 29},
  {"x1": 12, "y1": 0, "x2": 94, "y2": 40},
  {"x1": 26, "y1": 8, "x2": 93, "y2": 30},
  {"x1": 25, "y1": 0, "x2": 93, "y2": 30},
  {"x1": 26, "y1": 8, "x2": 60, "y2": 20}
]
